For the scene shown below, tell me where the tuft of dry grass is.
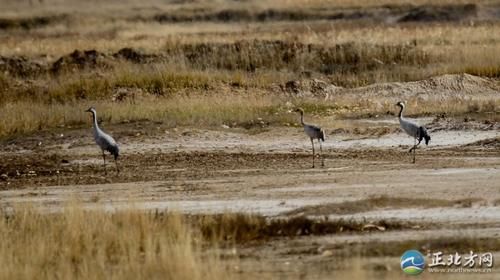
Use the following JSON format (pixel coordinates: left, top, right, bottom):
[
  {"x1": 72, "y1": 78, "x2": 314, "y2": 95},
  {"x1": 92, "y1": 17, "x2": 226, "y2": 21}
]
[
  {"x1": 0, "y1": 206, "x2": 232, "y2": 280},
  {"x1": 285, "y1": 196, "x2": 483, "y2": 216},
  {"x1": 195, "y1": 213, "x2": 416, "y2": 243}
]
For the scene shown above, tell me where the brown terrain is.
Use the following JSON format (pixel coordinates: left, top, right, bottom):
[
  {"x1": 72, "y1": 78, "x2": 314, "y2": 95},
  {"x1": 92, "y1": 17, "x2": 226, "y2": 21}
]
[
  {"x1": 1, "y1": 77, "x2": 499, "y2": 278},
  {"x1": 1, "y1": 0, "x2": 499, "y2": 278}
]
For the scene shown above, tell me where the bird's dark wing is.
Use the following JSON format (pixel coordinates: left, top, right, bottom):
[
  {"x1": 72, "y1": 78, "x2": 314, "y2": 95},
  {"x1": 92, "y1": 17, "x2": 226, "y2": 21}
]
[
  {"x1": 418, "y1": 126, "x2": 431, "y2": 145},
  {"x1": 309, "y1": 125, "x2": 326, "y2": 141},
  {"x1": 106, "y1": 144, "x2": 119, "y2": 160},
  {"x1": 309, "y1": 124, "x2": 322, "y2": 132}
]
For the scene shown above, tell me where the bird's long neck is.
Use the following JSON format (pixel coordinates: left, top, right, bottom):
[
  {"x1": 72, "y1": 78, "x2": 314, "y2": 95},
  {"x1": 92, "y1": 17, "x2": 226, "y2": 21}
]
[
  {"x1": 300, "y1": 112, "x2": 305, "y2": 125},
  {"x1": 91, "y1": 111, "x2": 100, "y2": 131},
  {"x1": 398, "y1": 105, "x2": 405, "y2": 119}
]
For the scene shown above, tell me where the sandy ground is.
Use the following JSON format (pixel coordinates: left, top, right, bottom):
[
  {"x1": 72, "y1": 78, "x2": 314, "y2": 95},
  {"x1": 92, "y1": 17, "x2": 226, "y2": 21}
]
[{"x1": 0, "y1": 117, "x2": 499, "y2": 278}]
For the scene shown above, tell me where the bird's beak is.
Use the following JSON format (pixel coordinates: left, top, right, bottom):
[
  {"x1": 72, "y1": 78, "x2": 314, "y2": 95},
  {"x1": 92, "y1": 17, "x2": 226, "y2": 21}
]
[{"x1": 85, "y1": 109, "x2": 90, "y2": 112}]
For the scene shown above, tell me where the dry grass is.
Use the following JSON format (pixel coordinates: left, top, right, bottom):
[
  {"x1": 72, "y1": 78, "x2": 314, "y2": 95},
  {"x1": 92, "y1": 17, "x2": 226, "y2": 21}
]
[
  {"x1": 1, "y1": 2, "x2": 499, "y2": 278},
  {"x1": 0, "y1": 0, "x2": 499, "y2": 138},
  {"x1": 2, "y1": 203, "x2": 494, "y2": 279},
  {"x1": 0, "y1": 205, "x2": 421, "y2": 279},
  {"x1": 196, "y1": 213, "x2": 416, "y2": 243},
  {"x1": 0, "y1": 206, "x2": 232, "y2": 280},
  {"x1": 2, "y1": 92, "x2": 497, "y2": 138},
  {"x1": 0, "y1": 92, "x2": 294, "y2": 137},
  {"x1": 1, "y1": 79, "x2": 498, "y2": 137}
]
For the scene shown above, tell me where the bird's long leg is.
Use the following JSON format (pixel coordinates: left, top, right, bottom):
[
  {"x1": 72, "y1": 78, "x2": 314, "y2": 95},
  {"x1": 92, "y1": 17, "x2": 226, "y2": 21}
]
[
  {"x1": 412, "y1": 137, "x2": 417, "y2": 163},
  {"x1": 408, "y1": 139, "x2": 422, "y2": 152},
  {"x1": 319, "y1": 139, "x2": 324, "y2": 167},
  {"x1": 310, "y1": 138, "x2": 315, "y2": 168},
  {"x1": 102, "y1": 151, "x2": 107, "y2": 175},
  {"x1": 115, "y1": 158, "x2": 120, "y2": 174},
  {"x1": 413, "y1": 141, "x2": 416, "y2": 163},
  {"x1": 408, "y1": 140, "x2": 415, "y2": 152},
  {"x1": 413, "y1": 138, "x2": 423, "y2": 163}
]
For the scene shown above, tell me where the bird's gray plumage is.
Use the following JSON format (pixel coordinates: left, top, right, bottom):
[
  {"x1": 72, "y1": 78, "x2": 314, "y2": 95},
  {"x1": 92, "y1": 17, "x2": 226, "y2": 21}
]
[
  {"x1": 86, "y1": 107, "x2": 120, "y2": 173},
  {"x1": 295, "y1": 108, "x2": 325, "y2": 168},
  {"x1": 396, "y1": 101, "x2": 430, "y2": 163}
]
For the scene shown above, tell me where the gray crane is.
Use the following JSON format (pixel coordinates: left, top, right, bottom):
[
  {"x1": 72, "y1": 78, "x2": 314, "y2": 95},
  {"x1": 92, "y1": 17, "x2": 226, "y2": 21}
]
[
  {"x1": 295, "y1": 108, "x2": 325, "y2": 168},
  {"x1": 396, "y1": 101, "x2": 431, "y2": 163},
  {"x1": 85, "y1": 107, "x2": 120, "y2": 174}
]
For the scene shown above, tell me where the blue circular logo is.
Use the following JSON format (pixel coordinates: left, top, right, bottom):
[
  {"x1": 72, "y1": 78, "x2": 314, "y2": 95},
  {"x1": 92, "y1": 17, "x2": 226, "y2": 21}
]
[{"x1": 400, "y1": 250, "x2": 425, "y2": 275}]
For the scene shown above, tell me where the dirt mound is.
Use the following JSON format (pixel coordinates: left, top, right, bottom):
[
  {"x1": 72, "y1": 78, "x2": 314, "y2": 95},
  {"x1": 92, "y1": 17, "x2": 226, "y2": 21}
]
[
  {"x1": 111, "y1": 87, "x2": 147, "y2": 103},
  {"x1": 146, "y1": 3, "x2": 500, "y2": 24},
  {"x1": 168, "y1": 40, "x2": 428, "y2": 74},
  {"x1": 285, "y1": 196, "x2": 479, "y2": 216},
  {"x1": 428, "y1": 117, "x2": 500, "y2": 132},
  {"x1": 114, "y1": 48, "x2": 143, "y2": 62},
  {"x1": 0, "y1": 56, "x2": 45, "y2": 77},
  {"x1": 463, "y1": 137, "x2": 500, "y2": 148},
  {"x1": 0, "y1": 14, "x2": 67, "y2": 30},
  {"x1": 282, "y1": 78, "x2": 342, "y2": 99},
  {"x1": 0, "y1": 40, "x2": 430, "y2": 77},
  {"x1": 113, "y1": 48, "x2": 158, "y2": 63},
  {"x1": 0, "y1": 51, "x2": 107, "y2": 77},
  {"x1": 51, "y1": 50, "x2": 108, "y2": 74},
  {"x1": 346, "y1": 74, "x2": 500, "y2": 100},
  {"x1": 398, "y1": 4, "x2": 478, "y2": 22},
  {"x1": 280, "y1": 74, "x2": 499, "y2": 103},
  {"x1": 151, "y1": 8, "x2": 386, "y2": 23},
  {"x1": 1, "y1": 48, "x2": 159, "y2": 77}
]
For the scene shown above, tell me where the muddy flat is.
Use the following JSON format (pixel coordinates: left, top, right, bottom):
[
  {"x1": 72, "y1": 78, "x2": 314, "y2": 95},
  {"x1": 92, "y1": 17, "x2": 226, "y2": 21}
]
[
  {"x1": 1, "y1": 117, "x2": 499, "y2": 218},
  {"x1": 1, "y1": 117, "x2": 499, "y2": 278}
]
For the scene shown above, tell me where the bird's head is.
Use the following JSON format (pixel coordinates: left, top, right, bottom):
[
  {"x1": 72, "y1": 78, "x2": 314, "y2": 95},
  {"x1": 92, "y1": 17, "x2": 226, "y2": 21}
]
[
  {"x1": 85, "y1": 107, "x2": 96, "y2": 114},
  {"x1": 395, "y1": 101, "x2": 405, "y2": 108},
  {"x1": 294, "y1": 108, "x2": 304, "y2": 114}
]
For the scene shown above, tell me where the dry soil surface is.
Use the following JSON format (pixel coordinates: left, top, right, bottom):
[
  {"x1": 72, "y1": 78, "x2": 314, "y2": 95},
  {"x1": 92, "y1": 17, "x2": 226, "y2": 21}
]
[{"x1": 0, "y1": 117, "x2": 499, "y2": 279}]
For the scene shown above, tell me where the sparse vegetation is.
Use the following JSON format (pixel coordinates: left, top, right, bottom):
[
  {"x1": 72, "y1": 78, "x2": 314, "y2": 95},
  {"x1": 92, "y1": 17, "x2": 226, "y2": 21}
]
[
  {"x1": 0, "y1": 205, "x2": 420, "y2": 279},
  {"x1": 285, "y1": 196, "x2": 483, "y2": 216},
  {"x1": 0, "y1": 206, "x2": 232, "y2": 280},
  {"x1": 196, "y1": 213, "x2": 417, "y2": 243},
  {"x1": 0, "y1": 0, "x2": 499, "y2": 137},
  {"x1": 1, "y1": 1, "x2": 499, "y2": 277}
]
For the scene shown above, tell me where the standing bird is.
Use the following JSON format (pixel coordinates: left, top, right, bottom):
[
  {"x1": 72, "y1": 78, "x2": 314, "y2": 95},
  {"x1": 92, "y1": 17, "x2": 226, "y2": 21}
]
[
  {"x1": 85, "y1": 107, "x2": 120, "y2": 174},
  {"x1": 396, "y1": 101, "x2": 431, "y2": 163},
  {"x1": 295, "y1": 108, "x2": 326, "y2": 168}
]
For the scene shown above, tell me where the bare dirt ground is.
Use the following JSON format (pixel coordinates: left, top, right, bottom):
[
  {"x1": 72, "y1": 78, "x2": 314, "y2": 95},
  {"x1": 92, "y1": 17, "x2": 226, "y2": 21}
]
[
  {"x1": 1, "y1": 0, "x2": 500, "y2": 277},
  {"x1": 1, "y1": 115, "x2": 499, "y2": 278}
]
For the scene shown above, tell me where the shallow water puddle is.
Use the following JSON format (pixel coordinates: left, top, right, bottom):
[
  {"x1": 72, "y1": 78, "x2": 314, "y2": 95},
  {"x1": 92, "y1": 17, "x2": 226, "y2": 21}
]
[
  {"x1": 326, "y1": 207, "x2": 500, "y2": 224},
  {"x1": 429, "y1": 168, "x2": 495, "y2": 175}
]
